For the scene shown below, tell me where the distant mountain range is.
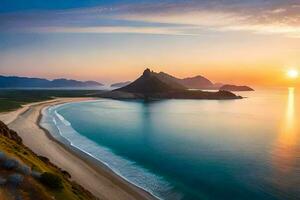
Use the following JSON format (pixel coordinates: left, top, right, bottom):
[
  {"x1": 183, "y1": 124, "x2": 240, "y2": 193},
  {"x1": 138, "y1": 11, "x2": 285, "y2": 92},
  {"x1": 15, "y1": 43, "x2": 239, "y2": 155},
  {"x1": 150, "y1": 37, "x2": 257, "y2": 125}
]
[
  {"x1": 102, "y1": 69, "x2": 242, "y2": 100},
  {"x1": 0, "y1": 72, "x2": 254, "y2": 91},
  {"x1": 0, "y1": 75, "x2": 103, "y2": 88}
]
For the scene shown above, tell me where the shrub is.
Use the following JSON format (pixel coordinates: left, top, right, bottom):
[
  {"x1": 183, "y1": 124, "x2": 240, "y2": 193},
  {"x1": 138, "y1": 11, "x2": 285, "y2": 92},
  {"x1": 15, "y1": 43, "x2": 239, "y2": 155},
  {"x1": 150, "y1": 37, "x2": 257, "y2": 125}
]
[
  {"x1": 15, "y1": 195, "x2": 23, "y2": 200},
  {"x1": 7, "y1": 173, "x2": 24, "y2": 187},
  {"x1": 1, "y1": 158, "x2": 19, "y2": 170},
  {"x1": 31, "y1": 170, "x2": 42, "y2": 179},
  {"x1": 60, "y1": 170, "x2": 71, "y2": 179},
  {"x1": 39, "y1": 172, "x2": 63, "y2": 190},
  {"x1": 0, "y1": 152, "x2": 7, "y2": 161},
  {"x1": 37, "y1": 155, "x2": 50, "y2": 163},
  {"x1": 0, "y1": 176, "x2": 7, "y2": 185},
  {"x1": 17, "y1": 164, "x2": 31, "y2": 175}
]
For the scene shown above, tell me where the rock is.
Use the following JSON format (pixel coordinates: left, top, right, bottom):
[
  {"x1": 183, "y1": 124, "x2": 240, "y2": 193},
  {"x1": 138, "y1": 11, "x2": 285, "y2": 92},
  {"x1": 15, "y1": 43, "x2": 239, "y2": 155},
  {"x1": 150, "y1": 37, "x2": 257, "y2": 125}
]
[{"x1": 0, "y1": 121, "x2": 22, "y2": 144}]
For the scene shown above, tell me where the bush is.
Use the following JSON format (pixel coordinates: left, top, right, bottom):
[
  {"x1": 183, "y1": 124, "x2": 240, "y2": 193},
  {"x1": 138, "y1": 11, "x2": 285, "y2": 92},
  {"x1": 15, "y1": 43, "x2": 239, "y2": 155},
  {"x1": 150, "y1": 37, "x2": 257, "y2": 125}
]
[
  {"x1": 7, "y1": 173, "x2": 24, "y2": 187},
  {"x1": 31, "y1": 170, "x2": 42, "y2": 179},
  {"x1": 60, "y1": 169, "x2": 71, "y2": 179},
  {"x1": 1, "y1": 158, "x2": 19, "y2": 170},
  {"x1": 37, "y1": 155, "x2": 50, "y2": 163},
  {"x1": 17, "y1": 164, "x2": 31, "y2": 175},
  {"x1": 0, "y1": 152, "x2": 7, "y2": 161},
  {"x1": 40, "y1": 172, "x2": 63, "y2": 190},
  {"x1": 0, "y1": 176, "x2": 7, "y2": 185}
]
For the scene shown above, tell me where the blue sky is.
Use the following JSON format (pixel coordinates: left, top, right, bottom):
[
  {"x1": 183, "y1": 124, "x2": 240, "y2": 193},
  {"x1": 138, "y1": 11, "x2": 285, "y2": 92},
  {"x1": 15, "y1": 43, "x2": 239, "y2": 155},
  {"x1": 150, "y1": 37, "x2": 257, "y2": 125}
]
[{"x1": 0, "y1": 0, "x2": 300, "y2": 85}]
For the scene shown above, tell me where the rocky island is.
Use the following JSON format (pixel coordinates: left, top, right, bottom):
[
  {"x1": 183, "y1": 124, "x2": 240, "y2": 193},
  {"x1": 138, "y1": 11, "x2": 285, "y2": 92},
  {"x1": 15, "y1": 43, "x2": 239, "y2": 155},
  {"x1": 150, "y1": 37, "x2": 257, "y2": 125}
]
[
  {"x1": 220, "y1": 84, "x2": 254, "y2": 91},
  {"x1": 101, "y1": 69, "x2": 242, "y2": 100}
]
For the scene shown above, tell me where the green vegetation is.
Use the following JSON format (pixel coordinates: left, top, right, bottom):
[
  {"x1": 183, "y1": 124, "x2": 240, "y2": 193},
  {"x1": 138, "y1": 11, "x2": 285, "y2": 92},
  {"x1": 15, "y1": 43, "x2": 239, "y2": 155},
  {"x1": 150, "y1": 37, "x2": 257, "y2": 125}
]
[
  {"x1": 40, "y1": 172, "x2": 63, "y2": 190},
  {"x1": 0, "y1": 89, "x2": 105, "y2": 112},
  {"x1": 0, "y1": 99, "x2": 21, "y2": 112}
]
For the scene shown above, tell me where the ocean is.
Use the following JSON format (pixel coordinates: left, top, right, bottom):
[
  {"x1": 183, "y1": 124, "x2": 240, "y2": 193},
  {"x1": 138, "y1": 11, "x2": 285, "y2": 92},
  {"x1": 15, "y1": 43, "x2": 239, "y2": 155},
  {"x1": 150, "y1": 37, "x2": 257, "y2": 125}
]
[{"x1": 41, "y1": 88, "x2": 300, "y2": 200}]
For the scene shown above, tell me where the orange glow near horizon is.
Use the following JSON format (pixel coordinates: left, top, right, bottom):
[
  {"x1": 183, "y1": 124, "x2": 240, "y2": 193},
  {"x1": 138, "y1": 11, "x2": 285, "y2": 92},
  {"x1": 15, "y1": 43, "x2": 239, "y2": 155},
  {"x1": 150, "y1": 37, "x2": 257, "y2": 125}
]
[
  {"x1": 1, "y1": 1, "x2": 300, "y2": 87},
  {"x1": 1, "y1": 36, "x2": 300, "y2": 87},
  {"x1": 1, "y1": 29, "x2": 300, "y2": 87}
]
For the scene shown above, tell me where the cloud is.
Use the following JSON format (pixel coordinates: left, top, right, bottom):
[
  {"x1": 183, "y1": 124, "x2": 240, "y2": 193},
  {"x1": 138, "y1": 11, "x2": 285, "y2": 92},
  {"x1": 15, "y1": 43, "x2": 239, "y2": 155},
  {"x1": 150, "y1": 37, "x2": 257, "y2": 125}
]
[{"x1": 1, "y1": 0, "x2": 300, "y2": 37}]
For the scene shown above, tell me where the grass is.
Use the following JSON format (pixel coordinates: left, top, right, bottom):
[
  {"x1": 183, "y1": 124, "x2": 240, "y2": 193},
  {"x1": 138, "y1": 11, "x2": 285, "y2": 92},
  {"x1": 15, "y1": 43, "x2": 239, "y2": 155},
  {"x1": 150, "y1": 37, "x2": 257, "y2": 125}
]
[
  {"x1": 0, "y1": 89, "x2": 106, "y2": 112},
  {"x1": 0, "y1": 99, "x2": 22, "y2": 112}
]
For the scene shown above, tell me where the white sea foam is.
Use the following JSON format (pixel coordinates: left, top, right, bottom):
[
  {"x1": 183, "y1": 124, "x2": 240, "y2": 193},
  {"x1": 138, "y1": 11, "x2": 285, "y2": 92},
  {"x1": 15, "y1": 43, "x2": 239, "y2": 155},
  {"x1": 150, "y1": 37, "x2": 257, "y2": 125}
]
[
  {"x1": 54, "y1": 110, "x2": 71, "y2": 126},
  {"x1": 40, "y1": 102, "x2": 182, "y2": 200}
]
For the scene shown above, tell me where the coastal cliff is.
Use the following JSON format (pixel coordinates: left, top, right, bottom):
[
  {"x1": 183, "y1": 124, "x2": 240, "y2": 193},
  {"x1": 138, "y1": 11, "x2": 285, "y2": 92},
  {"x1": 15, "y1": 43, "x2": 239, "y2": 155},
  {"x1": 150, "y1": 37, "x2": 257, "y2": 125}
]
[{"x1": 0, "y1": 121, "x2": 97, "y2": 200}]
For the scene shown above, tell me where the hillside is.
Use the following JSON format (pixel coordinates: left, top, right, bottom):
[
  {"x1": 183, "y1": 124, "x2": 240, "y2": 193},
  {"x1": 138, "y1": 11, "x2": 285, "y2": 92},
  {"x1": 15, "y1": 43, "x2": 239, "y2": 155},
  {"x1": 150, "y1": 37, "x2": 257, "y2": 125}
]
[
  {"x1": 0, "y1": 75, "x2": 103, "y2": 88},
  {"x1": 152, "y1": 72, "x2": 214, "y2": 89},
  {"x1": 152, "y1": 72, "x2": 187, "y2": 90},
  {"x1": 111, "y1": 71, "x2": 220, "y2": 90},
  {"x1": 116, "y1": 69, "x2": 181, "y2": 94},
  {"x1": 0, "y1": 121, "x2": 97, "y2": 200},
  {"x1": 110, "y1": 81, "x2": 132, "y2": 88},
  {"x1": 180, "y1": 75, "x2": 214, "y2": 89},
  {"x1": 102, "y1": 69, "x2": 241, "y2": 100}
]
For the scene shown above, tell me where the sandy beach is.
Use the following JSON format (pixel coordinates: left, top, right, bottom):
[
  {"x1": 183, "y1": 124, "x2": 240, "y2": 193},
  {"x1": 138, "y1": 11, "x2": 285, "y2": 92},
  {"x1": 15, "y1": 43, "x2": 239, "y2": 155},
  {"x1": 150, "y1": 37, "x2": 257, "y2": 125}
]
[{"x1": 0, "y1": 98, "x2": 155, "y2": 200}]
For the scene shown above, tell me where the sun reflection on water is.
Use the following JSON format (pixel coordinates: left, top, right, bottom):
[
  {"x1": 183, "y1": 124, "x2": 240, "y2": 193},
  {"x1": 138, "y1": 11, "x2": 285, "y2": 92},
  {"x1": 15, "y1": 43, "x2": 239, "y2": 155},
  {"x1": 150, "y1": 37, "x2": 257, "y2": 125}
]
[
  {"x1": 271, "y1": 87, "x2": 300, "y2": 196},
  {"x1": 286, "y1": 87, "x2": 295, "y2": 131}
]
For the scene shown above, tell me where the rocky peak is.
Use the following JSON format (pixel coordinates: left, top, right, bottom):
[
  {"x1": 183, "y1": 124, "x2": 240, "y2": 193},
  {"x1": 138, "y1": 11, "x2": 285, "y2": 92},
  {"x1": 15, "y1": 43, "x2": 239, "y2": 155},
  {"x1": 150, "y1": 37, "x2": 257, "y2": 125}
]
[
  {"x1": 142, "y1": 68, "x2": 152, "y2": 78},
  {"x1": 0, "y1": 121, "x2": 22, "y2": 144}
]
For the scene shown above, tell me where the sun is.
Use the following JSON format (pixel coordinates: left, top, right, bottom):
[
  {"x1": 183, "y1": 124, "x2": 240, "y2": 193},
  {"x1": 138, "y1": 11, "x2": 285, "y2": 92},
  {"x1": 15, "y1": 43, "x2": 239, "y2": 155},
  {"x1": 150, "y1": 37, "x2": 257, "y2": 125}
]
[{"x1": 287, "y1": 69, "x2": 299, "y2": 79}]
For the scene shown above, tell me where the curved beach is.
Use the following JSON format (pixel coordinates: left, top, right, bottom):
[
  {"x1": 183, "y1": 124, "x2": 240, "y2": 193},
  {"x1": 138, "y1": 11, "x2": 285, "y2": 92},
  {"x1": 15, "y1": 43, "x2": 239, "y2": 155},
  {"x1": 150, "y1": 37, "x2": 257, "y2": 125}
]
[{"x1": 2, "y1": 98, "x2": 156, "y2": 200}]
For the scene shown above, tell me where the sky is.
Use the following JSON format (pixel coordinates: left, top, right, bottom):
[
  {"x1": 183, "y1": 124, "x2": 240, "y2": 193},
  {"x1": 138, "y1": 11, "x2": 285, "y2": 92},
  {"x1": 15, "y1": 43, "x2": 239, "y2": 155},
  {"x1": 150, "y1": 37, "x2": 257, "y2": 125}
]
[{"x1": 0, "y1": 0, "x2": 300, "y2": 86}]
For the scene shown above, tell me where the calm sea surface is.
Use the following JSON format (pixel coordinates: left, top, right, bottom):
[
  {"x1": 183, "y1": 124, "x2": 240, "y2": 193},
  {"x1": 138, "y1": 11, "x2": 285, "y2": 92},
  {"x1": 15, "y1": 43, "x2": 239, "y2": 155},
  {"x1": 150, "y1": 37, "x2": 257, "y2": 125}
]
[{"x1": 41, "y1": 88, "x2": 300, "y2": 200}]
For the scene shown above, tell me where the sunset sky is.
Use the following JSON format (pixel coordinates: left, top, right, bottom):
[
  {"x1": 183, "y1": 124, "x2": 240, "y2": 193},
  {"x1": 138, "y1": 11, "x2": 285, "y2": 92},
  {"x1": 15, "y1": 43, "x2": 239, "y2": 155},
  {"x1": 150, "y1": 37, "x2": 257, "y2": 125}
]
[{"x1": 1, "y1": 0, "x2": 300, "y2": 86}]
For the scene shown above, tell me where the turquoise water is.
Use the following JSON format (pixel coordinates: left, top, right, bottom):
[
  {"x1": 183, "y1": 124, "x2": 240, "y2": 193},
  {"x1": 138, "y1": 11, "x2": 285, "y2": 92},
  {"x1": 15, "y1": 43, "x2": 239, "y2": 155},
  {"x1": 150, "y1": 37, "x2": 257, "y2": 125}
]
[{"x1": 42, "y1": 89, "x2": 300, "y2": 200}]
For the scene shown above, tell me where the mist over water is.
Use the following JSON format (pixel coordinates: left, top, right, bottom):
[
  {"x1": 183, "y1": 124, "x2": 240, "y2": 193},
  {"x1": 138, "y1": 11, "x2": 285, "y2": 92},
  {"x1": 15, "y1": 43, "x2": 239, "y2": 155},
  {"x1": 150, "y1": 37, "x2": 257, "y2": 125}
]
[{"x1": 42, "y1": 89, "x2": 300, "y2": 200}]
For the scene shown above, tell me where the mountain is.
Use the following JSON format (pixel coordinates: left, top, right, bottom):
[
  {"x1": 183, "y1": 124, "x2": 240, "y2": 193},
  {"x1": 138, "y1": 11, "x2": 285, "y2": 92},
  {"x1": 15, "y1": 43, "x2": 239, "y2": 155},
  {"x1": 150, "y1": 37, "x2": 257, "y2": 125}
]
[
  {"x1": 0, "y1": 75, "x2": 103, "y2": 88},
  {"x1": 116, "y1": 69, "x2": 180, "y2": 94},
  {"x1": 101, "y1": 69, "x2": 241, "y2": 100},
  {"x1": 152, "y1": 72, "x2": 214, "y2": 89},
  {"x1": 220, "y1": 84, "x2": 254, "y2": 91},
  {"x1": 180, "y1": 75, "x2": 214, "y2": 89},
  {"x1": 111, "y1": 71, "x2": 252, "y2": 91},
  {"x1": 152, "y1": 72, "x2": 187, "y2": 90},
  {"x1": 111, "y1": 71, "x2": 219, "y2": 90},
  {"x1": 213, "y1": 82, "x2": 224, "y2": 89},
  {"x1": 110, "y1": 81, "x2": 132, "y2": 88}
]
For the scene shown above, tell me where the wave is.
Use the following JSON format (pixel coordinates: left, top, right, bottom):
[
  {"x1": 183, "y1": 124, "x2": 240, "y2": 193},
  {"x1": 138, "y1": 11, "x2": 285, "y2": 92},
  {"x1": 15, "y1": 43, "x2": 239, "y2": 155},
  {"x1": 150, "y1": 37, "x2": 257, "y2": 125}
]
[
  {"x1": 40, "y1": 102, "x2": 182, "y2": 200},
  {"x1": 54, "y1": 110, "x2": 71, "y2": 126}
]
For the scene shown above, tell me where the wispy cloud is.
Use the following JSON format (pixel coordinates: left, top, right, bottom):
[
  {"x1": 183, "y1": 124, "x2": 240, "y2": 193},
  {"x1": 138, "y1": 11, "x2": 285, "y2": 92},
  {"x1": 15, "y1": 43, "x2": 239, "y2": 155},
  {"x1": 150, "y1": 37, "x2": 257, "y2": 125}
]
[{"x1": 1, "y1": 0, "x2": 300, "y2": 37}]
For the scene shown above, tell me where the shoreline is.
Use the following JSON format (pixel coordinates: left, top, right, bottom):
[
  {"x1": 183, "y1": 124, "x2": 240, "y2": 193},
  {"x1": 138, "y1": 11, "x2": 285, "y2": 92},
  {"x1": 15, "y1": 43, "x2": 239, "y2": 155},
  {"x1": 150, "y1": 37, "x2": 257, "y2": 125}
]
[
  {"x1": 3, "y1": 98, "x2": 157, "y2": 200},
  {"x1": 38, "y1": 100, "x2": 161, "y2": 200}
]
